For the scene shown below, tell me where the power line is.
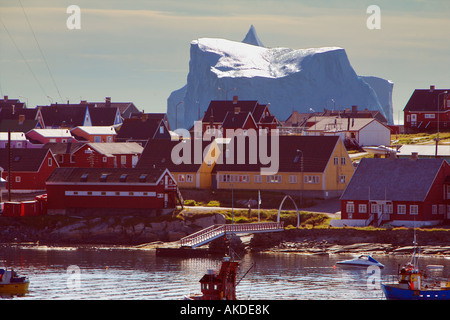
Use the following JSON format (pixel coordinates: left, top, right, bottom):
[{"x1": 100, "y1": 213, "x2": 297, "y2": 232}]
[
  {"x1": 18, "y1": 0, "x2": 63, "y2": 102},
  {"x1": 0, "y1": 16, "x2": 48, "y2": 99}
]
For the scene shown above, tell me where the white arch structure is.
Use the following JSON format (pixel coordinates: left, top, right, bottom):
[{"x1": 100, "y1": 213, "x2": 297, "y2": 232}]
[{"x1": 277, "y1": 195, "x2": 300, "y2": 228}]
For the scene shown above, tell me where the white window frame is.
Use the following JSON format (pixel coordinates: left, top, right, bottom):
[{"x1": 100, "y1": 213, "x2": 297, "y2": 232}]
[
  {"x1": 397, "y1": 204, "x2": 406, "y2": 214},
  {"x1": 289, "y1": 175, "x2": 297, "y2": 184},
  {"x1": 346, "y1": 202, "x2": 355, "y2": 214},
  {"x1": 358, "y1": 204, "x2": 367, "y2": 213},
  {"x1": 410, "y1": 205, "x2": 418, "y2": 215}
]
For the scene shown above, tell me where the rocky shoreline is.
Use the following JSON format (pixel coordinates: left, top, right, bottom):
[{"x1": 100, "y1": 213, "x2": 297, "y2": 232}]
[
  {"x1": 249, "y1": 228, "x2": 450, "y2": 256},
  {"x1": 1, "y1": 214, "x2": 449, "y2": 257}
]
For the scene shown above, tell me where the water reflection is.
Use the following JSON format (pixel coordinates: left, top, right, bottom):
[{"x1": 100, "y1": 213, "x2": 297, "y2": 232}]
[{"x1": 1, "y1": 245, "x2": 449, "y2": 300}]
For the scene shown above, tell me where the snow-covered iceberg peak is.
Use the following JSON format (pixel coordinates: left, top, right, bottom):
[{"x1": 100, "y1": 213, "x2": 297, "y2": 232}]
[
  {"x1": 242, "y1": 25, "x2": 264, "y2": 47},
  {"x1": 167, "y1": 28, "x2": 394, "y2": 129}
]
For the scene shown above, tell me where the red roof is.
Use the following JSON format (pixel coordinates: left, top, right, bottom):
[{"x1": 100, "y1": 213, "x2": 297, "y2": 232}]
[{"x1": 404, "y1": 88, "x2": 449, "y2": 112}]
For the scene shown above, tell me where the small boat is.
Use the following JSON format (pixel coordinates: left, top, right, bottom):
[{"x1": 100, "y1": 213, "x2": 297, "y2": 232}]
[
  {"x1": 185, "y1": 255, "x2": 240, "y2": 300},
  {"x1": 184, "y1": 241, "x2": 254, "y2": 300},
  {"x1": 0, "y1": 268, "x2": 30, "y2": 295},
  {"x1": 336, "y1": 255, "x2": 384, "y2": 269},
  {"x1": 381, "y1": 236, "x2": 450, "y2": 300}
]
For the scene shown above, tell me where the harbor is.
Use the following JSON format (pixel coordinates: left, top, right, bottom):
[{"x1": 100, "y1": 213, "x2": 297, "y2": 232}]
[{"x1": 1, "y1": 244, "x2": 449, "y2": 300}]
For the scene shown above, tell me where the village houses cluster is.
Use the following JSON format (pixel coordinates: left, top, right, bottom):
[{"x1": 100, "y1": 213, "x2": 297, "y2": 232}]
[{"x1": 0, "y1": 85, "x2": 449, "y2": 228}]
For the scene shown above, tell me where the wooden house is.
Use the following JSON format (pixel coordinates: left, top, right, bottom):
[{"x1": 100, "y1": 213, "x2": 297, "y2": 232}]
[
  {"x1": 46, "y1": 142, "x2": 143, "y2": 168},
  {"x1": 116, "y1": 117, "x2": 171, "y2": 146},
  {"x1": 71, "y1": 126, "x2": 117, "y2": 143},
  {"x1": 337, "y1": 158, "x2": 450, "y2": 227},
  {"x1": 26, "y1": 128, "x2": 75, "y2": 144},
  {"x1": 0, "y1": 148, "x2": 59, "y2": 191},
  {"x1": 46, "y1": 167, "x2": 179, "y2": 216},
  {"x1": 403, "y1": 86, "x2": 450, "y2": 133}
]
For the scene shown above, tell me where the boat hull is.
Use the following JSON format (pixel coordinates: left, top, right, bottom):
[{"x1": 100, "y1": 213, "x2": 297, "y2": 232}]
[
  {"x1": 0, "y1": 281, "x2": 30, "y2": 295},
  {"x1": 382, "y1": 283, "x2": 450, "y2": 300}
]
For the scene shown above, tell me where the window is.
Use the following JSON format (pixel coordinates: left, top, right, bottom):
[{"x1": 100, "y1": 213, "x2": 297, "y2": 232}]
[
  {"x1": 100, "y1": 173, "x2": 109, "y2": 182},
  {"x1": 304, "y1": 175, "x2": 319, "y2": 184},
  {"x1": 432, "y1": 205, "x2": 438, "y2": 215},
  {"x1": 397, "y1": 204, "x2": 406, "y2": 214},
  {"x1": 103, "y1": 157, "x2": 107, "y2": 163},
  {"x1": 359, "y1": 204, "x2": 367, "y2": 213},
  {"x1": 410, "y1": 205, "x2": 418, "y2": 215},
  {"x1": 339, "y1": 175, "x2": 346, "y2": 184},
  {"x1": 254, "y1": 175, "x2": 262, "y2": 183},
  {"x1": 341, "y1": 157, "x2": 346, "y2": 165},
  {"x1": 119, "y1": 174, "x2": 127, "y2": 182},
  {"x1": 15, "y1": 176, "x2": 21, "y2": 183},
  {"x1": 425, "y1": 114, "x2": 435, "y2": 119},
  {"x1": 186, "y1": 174, "x2": 193, "y2": 183},
  {"x1": 121, "y1": 156, "x2": 127, "y2": 165},
  {"x1": 333, "y1": 157, "x2": 339, "y2": 165},
  {"x1": 139, "y1": 174, "x2": 147, "y2": 182},
  {"x1": 48, "y1": 158, "x2": 52, "y2": 166},
  {"x1": 94, "y1": 136, "x2": 101, "y2": 143},
  {"x1": 178, "y1": 174, "x2": 185, "y2": 182},
  {"x1": 80, "y1": 174, "x2": 88, "y2": 182},
  {"x1": 346, "y1": 202, "x2": 355, "y2": 213},
  {"x1": 267, "y1": 175, "x2": 282, "y2": 183},
  {"x1": 159, "y1": 126, "x2": 164, "y2": 134},
  {"x1": 439, "y1": 204, "x2": 445, "y2": 215},
  {"x1": 371, "y1": 203, "x2": 378, "y2": 213},
  {"x1": 107, "y1": 136, "x2": 112, "y2": 142},
  {"x1": 289, "y1": 175, "x2": 297, "y2": 184}
]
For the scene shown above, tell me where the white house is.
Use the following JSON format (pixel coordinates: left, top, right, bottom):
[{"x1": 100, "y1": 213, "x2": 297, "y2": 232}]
[
  {"x1": 307, "y1": 117, "x2": 391, "y2": 147},
  {"x1": 0, "y1": 132, "x2": 28, "y2": 148}
]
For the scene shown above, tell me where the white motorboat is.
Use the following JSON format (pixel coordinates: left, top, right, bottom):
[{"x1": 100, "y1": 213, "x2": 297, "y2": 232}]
[{"x1": 336, "y1": 255, "x2": 384, "y2": 269}]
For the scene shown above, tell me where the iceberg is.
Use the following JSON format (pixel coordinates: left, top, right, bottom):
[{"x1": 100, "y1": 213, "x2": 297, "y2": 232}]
[{"x1": 167, "y1": 26, "x2": 393, "y2": 129}]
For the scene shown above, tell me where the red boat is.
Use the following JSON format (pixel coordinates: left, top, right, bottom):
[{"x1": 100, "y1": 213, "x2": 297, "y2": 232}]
[{"x1": 185, "y1": 255, "x2": 240, "y2": 300}]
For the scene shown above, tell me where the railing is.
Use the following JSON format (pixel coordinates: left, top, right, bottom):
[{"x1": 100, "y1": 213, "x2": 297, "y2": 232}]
[{"x1": 180, "y1": 222, "x2": 284, "y2": 248}]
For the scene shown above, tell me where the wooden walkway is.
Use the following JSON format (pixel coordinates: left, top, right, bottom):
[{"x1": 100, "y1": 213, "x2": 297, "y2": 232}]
[{"x1": 180, "y1": 222, "x2": 284, "y2": 248}]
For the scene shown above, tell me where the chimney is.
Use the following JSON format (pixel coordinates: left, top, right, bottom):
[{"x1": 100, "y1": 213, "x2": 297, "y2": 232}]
[
  {"x1": 430, "y1": 85, "x2": 435, "y2": 92},
  {"x1": 3, "y1": 95, "x2": 7, "y2": 102},
  {"x1": 18, "y1": 114, "x2": 25, "y2": 125},
  {"x1": 80, "y1": 100, "x2": 87, "y2": 105},
  {"x1": 105, "y1": 97, "x2": 111, "y2": 107},
  {"x1": 234, "y1": 106, "x2": 240, "y2": 114},
  {"x1": 352, "y1": 105, "x2": 358, "y2": 113},
  {"x1": 232, "y1": 96, "x2": 238, "y2": 104},
  {"x1": 410, "y1": 152, "x2": 418, "y2": 160}
]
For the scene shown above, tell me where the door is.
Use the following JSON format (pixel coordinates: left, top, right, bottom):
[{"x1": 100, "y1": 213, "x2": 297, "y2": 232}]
[{"x1": 411, "y1": 114, "x2": 417, "y2": 126}]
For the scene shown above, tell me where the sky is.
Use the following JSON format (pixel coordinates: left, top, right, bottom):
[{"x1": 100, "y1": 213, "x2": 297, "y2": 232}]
[{"x1": 0, "y1": 0, "x2": 449, "y2": 124}]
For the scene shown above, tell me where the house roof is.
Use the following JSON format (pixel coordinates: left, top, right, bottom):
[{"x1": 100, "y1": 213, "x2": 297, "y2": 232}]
[
  {"x1": 0, "y1": 119, "x2": 39, "y2": 132},
  {"x1": 307, "y1": 117, "x2": 384, "y2": 132},
  {"x1": 398, "y1": 144, "x2": 450, "y2": 157},
  {"x1": 44, "y1": 142, "x2": 84, "y2": 155},
  {"x1": 116, "y1": 118, "x2": 165, "y2": 141},
  {"x1": 81, "y1": 142, "x2": 143, "y2": 156},
  {"x1": 214, "y1": 135, "x2": 341, "y2": 173},
  {"x1": 221, "y1": 111, "x2": 255, "y2": 129},
  {"x1": 203, "y1": 100, "x2": 263, "y2": 123},
  {"x1": 87, "y1": 107, "x2": 120, "y2": 126},
  {"x1": 71, "y1": 126, "x2": 117, "y2": 136},
  {"x1": 28, "y1": 128, "x2": 73, "y2": 138},
  {"x1": 46, "y1": 167, "x2": 169, "y2": 184},
  {"x1": 340, "y1": 158, "x2": 447, "y2": 202},
  {"x1": 38, "y1": 104, "x2": 87, "y2": 128},
  {"x1": 404, "y1": 88, "x2": 450, "y2": 112},
  {"x1": 0, "y1": 132, "x2": 27, "y2": 141},
  {"x1": 0, "y1": 148, "x2": 53, "y2": 172},
  {"x1": 137, "y1": 138, "x2": 214, "y2": 172}
]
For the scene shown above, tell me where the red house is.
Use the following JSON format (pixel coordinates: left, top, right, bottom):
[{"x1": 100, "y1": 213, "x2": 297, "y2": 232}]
[
  {"x1": 46, "y1": 142, "x2": 143, "y2": 168},
  {"x1": 201, "y1": 96, "x2": 278, "y2": 137},
  {"x1": 46, "y1": 167, "x2": 179, "y2": 216},
  {"x1": 403, "y1": 85, "x2": 450, "y2": 133},
  {"x1": 0, "y1": 148, "x2": 59, "y2": 191},
  {"x1": 337, "y1": 157, "x2": 450, "y2": 228}
]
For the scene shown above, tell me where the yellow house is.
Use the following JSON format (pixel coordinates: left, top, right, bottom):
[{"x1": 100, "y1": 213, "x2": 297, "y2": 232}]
[
  {"x1": 137, "y1": 135, "x2": 354, "y2": 198},
  {"x1": 213, "y1": 135, "x2": 354, "y2": 199}
]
